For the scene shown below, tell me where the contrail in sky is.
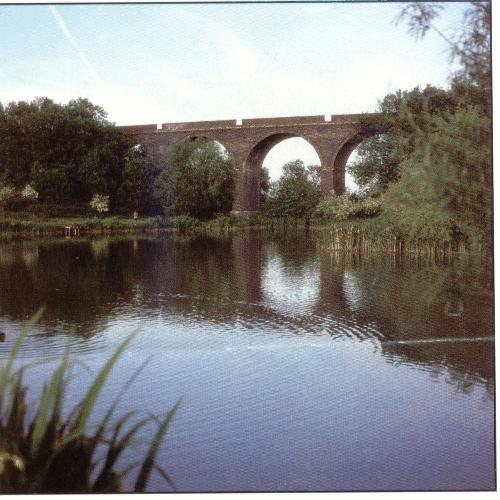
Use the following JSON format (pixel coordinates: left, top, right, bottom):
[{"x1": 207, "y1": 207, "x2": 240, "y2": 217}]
[{"x1": 49, "y1": 5, "x2": 100, "y2": 82}]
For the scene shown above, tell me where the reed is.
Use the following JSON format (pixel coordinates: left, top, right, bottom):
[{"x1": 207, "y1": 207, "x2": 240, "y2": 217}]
[{"x1": 0, "y1": 310, "x2": 179, "y2": 493}]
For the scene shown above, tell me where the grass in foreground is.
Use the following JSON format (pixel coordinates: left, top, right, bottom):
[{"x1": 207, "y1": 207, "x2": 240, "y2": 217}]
[{"x1": 0, "y1": 310, "x2": 180, "y2": 493}]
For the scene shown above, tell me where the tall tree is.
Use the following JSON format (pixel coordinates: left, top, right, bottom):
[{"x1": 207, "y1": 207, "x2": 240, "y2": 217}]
[
  {"x1": 264, "y1": 160, "x2": 321, "y2": 219},
  {"x1": 348, "y1": 2, "x2": 491, "y2": 242},
  {"x1": 154, "y1": 137, "x2": 236, "y2": 219},
  {"x1": 0, "y1": 97, "x2": 132, "y2": 204}
]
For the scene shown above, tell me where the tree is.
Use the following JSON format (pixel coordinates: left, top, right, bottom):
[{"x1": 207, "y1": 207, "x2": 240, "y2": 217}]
[
  {"x1": 260, "y1": 166, "x2": 271, "y2": 205},
  {"x1": 349, "y1": 85, "x2": 460, "y2": 193},
  {"x1": 349, "y1": 2, "x2": 491, "y2": 242},
  {"x1": 382, "y1": 101, "x2": 491, "y2": 241},
  {"x1": 154, "y1": 138, "x2": 236, "y2": 219},
  {"x1": 117, "y1": 146, "x2": 150, "y2": 213},
  {"x1": 264, "y1": 160, "x2": 321, "y2": 219},
  {"x1": 379, "y1": 2, "x2": 491, "y2": 243},
  {"x1": 397, "y1": 2, "x2": 491, "y2": 92},
  {"x1": 0, "y1": 97, "x2": 132, "y2": 206}
]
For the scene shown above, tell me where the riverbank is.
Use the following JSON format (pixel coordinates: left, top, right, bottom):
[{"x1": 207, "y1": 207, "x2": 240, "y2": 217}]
[
  {"x1": 0, "y1": 212, "x2": 491, "y2": 258},
  {"x1": 0, "y1": 215, "x2": 167, "y2": 237}
]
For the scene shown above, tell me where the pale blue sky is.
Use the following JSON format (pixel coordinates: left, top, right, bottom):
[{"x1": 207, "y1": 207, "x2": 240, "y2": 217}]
[{"x1": 0, "y1": 2, "x2": 467, "y2": 183}]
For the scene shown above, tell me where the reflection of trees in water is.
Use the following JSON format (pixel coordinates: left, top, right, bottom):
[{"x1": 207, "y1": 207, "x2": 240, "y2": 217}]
[
  {"x1": 383, "y1": 340, "x2": 494, "y2": 399},
  {"x1": 0, "y1": 237, "x2": 147, "y2": 334},
  {"x1": 317, "y1": 251, "x2": 494, "y2": 393},
  {"x1": 0, "y1": 235, "x2": 494, "y2": 392},
  {"x1": 261, "y1": 232, "x2": 320, "y2": 315}
]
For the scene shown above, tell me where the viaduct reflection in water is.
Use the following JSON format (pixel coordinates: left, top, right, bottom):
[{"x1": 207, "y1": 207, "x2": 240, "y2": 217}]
[{"x1": 0, "y1": 233, "x2": 494, "y2": 394}]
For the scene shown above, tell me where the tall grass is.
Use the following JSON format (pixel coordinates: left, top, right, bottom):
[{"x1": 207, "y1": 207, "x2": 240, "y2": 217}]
[
  {"x1": 0, "y1": 215, "x2": 166, "y2": 236},
  {"x1": 0, "y1": 310, "x2": 180, "y2": 493}
]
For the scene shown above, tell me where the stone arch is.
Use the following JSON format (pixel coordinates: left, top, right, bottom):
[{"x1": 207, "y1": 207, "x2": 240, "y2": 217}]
[
  {"x1": 333, "y1": 129, "x2": 387, "y2": 194},
  {"x1": 234, "y1": 132, "x2": 323, "y2": 213},
  {"x1": 159, "y1": 133, "x2": 235, "y2": 161}
]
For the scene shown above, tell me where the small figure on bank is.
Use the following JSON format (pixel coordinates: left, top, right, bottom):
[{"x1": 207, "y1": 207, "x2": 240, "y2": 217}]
[{"x1": 133, "y1": 210, "x2": 138, "y2": 220}]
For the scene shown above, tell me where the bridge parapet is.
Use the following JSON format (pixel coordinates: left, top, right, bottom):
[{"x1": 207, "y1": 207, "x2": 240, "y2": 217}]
[
  {"x1": 118, "y1": 124, "x2": 157, "y2": 134},
  {"x1": 241, "y1": 115, "x2": 326, "y2": 127},
  {"x1": 330, "y1": 113, "x2": 370, "y2": 123},
  {"x1": 161, "y1": 119, "x2": 237, "y2": 131}
]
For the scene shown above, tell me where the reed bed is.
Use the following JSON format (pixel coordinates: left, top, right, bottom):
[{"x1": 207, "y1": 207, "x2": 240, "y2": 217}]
[{"x1": 322, "y1": 226, "x2": 490, "y2": 261}]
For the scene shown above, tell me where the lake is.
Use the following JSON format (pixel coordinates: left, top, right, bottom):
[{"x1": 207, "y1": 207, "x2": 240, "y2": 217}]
[{"x1": 0, "y1": 231, "x2": 495, "y2": 492}]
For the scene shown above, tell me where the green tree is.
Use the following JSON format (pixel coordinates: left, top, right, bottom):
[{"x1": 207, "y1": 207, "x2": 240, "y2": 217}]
[
  {"x1": 264, "y1": 160, "x2": 321, "y2": 219},
  {"x1": 349, "y1": 85, "x2": 459, "y2": 193},
  {"x1": 377, "y1": 1, "x2": 492, "y2": 243},
  {"x1": 260, "y1": 166, "x2": 271, "y2": 205},
  {"x1": 398, "y1": 2, "x2": 491, "y2": 92},
  {"x1": 117, "y1": 146, "x2": 150, "y2": 213},
  {"x1": 154, "y1": 138, "x2": 236, "y2": 219},
  {"x1": 349, "y1": 1, "x2": 491, "y2": 243},
  {"x1": 0, "y1": 97, "x2": 131, "y2": 205}
]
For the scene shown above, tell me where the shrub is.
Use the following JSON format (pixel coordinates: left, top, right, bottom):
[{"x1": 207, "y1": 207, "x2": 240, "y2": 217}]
[
  {"x1": 90, "y1": 194, "x2": 110, "y2": 214},
  {"x1": 354, "y1": 197, "x2": 382, "y2": 218},
  {"x1": 169, "y1": 214, "x2": 200, "y2": 233},
  {"x1": 315, "y1": 194, "x2": 356, "y2": 221},
  {"x1": 208, "y1": 214, "x2": 233, "y2": 230},
  {"x1": 315, "y1": 194, "x2": 382, "y2": 221},
  {"x1": 21, "y1": 184, "x2": 39, "y2": 201},
  {"x1": 0, "y1": 186, "x2": 16, "y2": 207},
  {"x1": 0, "y1": 311, "x2": 180, "y2": 493},
  {"x1": 0, "y1": 185, "x2": 29, "y2": 212}
]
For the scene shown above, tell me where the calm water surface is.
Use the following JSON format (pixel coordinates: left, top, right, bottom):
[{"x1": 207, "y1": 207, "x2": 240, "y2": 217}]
[{"x1": 0, "y1": 232, "x2": 495, "y2": 492}]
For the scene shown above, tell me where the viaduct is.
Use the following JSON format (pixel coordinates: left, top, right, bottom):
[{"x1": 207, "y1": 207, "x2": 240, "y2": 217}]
[{"x1": 118, "y1": 113, "x2": 384, "y2": 215}]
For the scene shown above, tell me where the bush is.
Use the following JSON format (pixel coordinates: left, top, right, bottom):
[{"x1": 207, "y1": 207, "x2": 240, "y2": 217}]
[
  {"x1": 207, "y1": 214, "x2": 233, "y2": 230},
  {"x1": 90, "y1": 194, "x2": 110, "y2": 214},
  {"x1": 21, "y1": 184, "x2": 39, "y2": 201},
  {"x1": 315, "y1": 194, "x2": 382, "y2": 221},
  {"x1": 169, "y1": 214, "x2": 200, "y2": 233},
  {"x1": 263, "y1": 160, "x2": 321, "y2": 219},
  {"x1": 0, "y1": 185, "x2": 30, "y2": 212},
  {"x1": 0, "y1": 186, "x2": 16, "y2": 209}
]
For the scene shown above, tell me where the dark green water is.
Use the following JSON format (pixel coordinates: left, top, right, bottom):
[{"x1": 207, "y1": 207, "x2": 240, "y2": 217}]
[{"x1": 0, "y1": 232, "x2": 495, "y2": 491}]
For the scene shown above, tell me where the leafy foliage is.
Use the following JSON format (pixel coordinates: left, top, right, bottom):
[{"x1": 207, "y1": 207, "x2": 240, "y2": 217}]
[
  {"x1": 154, "y1": 137, "x2": 236, "y2": 220},
  {"x1": 349, "y1": 1, "x2": 491, "y2": 244},
  {"x1": 0, "y1": 312, "x2": 179, "y2": 493},
  {"x1": 0, "y1": 98, "x2": 131, "y2": 206},
  {"x1": 263, "y1": 160, "x2": 321, "y2": 219},
  {"x1": 117, "y1": 146, "x2": 152, "y2": 213},
  {"x1": 90, "y1": 194, "x2": 110, "y2": 214},
  {"x1": 316, "y1": 194, "x2": 381, "y2": 221},
  {"x1": 398, "y1": 2, "x2": 491, "y2": 91},
  {"x1": 21, "y1": 185, "x2": 38, "y2": 201}
]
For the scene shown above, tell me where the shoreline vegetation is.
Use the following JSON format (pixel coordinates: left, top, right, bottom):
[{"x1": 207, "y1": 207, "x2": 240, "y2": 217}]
[
  {"x1": 0, "y1": 211, "x2": 491, "y2": 258},
  {"x1": 0, "y1": 3, "x2": 491, "y2": 258}
]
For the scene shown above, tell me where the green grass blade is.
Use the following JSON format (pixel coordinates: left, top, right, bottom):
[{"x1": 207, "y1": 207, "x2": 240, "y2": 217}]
[
  {"x1": 154, "y1": 464, "x2": 177, "y2": 492},
  {"x1": 71, "y1": 333, "x2": 135, "y2": 435},
  {"x1": 133, "y1": 398, "x2": 181, "y2": 493},
  {"x1": 31, "y1": 341, "x2": 70, "y2": 455},
  {"x1": 94, "y1": 415, "x2": 152, "y2": 491},
  {"x1": 93, "y1": 356, "x2": 151, "y2": 444},
  {"x1": 0, "y1": 308, "x2": 44, "y2": 414}
]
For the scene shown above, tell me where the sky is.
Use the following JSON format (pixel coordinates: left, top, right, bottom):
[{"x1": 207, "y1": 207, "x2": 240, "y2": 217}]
[{"x1": 0, "y1": 1, "x2": 467, "y2": 185}]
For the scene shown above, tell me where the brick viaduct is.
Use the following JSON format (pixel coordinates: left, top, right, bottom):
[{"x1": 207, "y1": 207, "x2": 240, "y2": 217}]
[{"x1": 118, "y1": 113, "x2": 384, "y2": 215}]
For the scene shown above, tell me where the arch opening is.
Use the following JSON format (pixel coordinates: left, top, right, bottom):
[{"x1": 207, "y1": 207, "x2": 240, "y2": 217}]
[
  {"x1": 239, "y1": 134, "x2": 322, "y2": 213},
  {"x1": 334, "y1": 130, "x2": 389, "y2": 196},
  {"x1": 262, "y1": 137, "x2": 321, "y2": 183}
]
